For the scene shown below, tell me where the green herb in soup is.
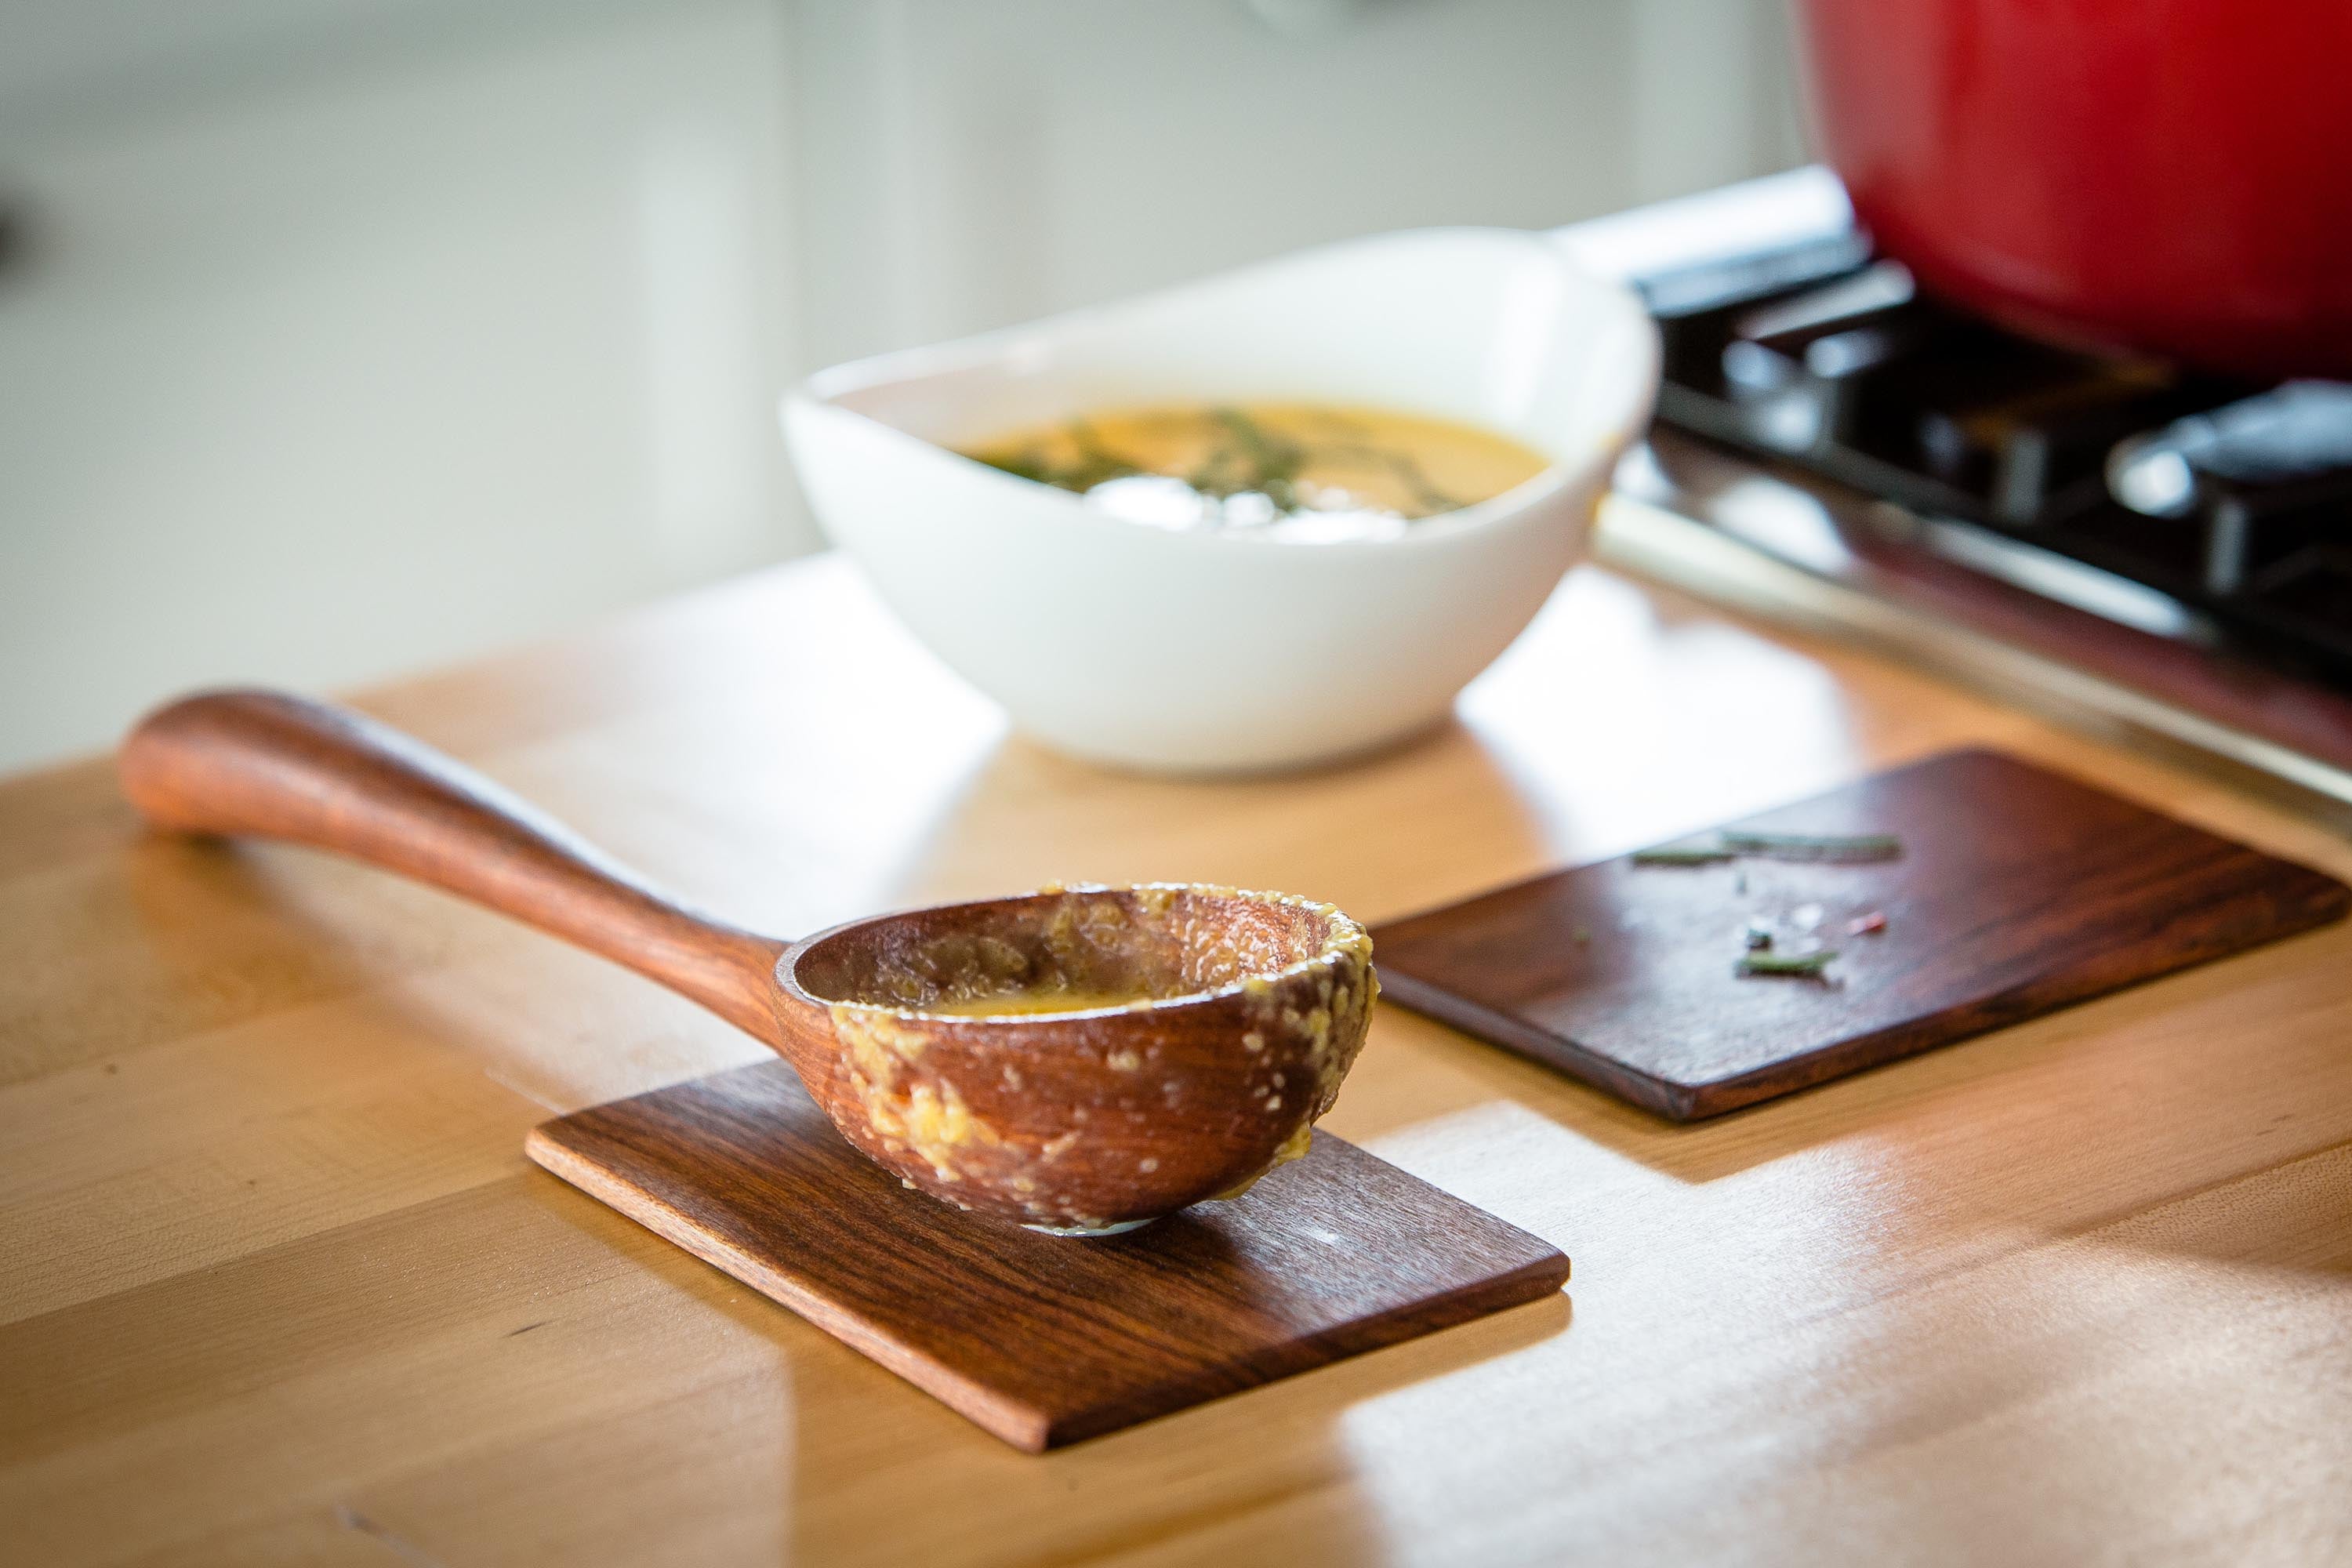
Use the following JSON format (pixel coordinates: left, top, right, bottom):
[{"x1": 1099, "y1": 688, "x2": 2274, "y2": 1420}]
[{"x1": 960, "y1": 402, "x2": 1550, "y2": 542}]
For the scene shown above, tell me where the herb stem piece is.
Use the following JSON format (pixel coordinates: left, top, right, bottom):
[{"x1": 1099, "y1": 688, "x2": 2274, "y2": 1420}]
[
  {"x1": 1720, "y1": 829, "x2": 1903, "y2": 863},
  {"x1": 1631, "y1": 844, "x2": 1736, "y2": 866},
  {"x1": 1738, "y1": 949, "x2": 1838, "y2": 976}
]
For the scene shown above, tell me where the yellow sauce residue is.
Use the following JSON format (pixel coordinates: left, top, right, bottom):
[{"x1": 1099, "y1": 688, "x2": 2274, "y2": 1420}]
[
  {"x1": 1210, "y1": 1119, "x2": 1316, "y2": 1202},
  {"x1": 829, "y1": 1004, "x2": 1002, "y2": 1182},
  {"x1": 962, "y1": 402, "x2": 1549, "y2": 542},
  {"x1": 918, "y1": 986, "x2": 1156, "y2": 1018}
]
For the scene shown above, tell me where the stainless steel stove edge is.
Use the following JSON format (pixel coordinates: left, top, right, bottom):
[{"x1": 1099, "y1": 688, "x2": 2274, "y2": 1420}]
[{"x1": 1599, "y1": 434, "x2": 2352, "y2": 822}]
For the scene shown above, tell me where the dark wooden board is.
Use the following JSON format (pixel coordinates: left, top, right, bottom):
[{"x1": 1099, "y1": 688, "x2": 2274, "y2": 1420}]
[
  {"x1": 1372, "y1": 748, "x2": 2351, "y2": 1121},
  {"x1": 526, "y1": 1059, "x2": 1569, "y2": 1451}
]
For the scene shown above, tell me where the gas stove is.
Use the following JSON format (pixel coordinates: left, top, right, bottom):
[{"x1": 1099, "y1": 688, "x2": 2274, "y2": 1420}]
[{"x1": 1558, "y1": 169, "x2": 2352, "y2": 808}]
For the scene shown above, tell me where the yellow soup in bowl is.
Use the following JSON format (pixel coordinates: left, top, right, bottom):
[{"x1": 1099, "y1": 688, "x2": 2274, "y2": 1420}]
[{"x1": 961, "y1": 402, "x2": 1550, "y2": 543}]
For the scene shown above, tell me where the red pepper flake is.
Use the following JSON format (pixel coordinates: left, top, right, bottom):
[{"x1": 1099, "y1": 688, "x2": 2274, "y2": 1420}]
[{"x1": 1845, "y1": 910, "x2": 1888, "y2": 936}]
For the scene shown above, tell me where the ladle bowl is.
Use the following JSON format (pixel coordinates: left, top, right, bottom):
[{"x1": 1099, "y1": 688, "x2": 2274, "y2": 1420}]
[{"x1": 118, "y1": 691, "x2": 1376, "y2": 1233}]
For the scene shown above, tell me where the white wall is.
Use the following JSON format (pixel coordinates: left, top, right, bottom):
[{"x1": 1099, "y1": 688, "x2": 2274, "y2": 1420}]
[
  {"x1": 792, "y1": 0, "x2": 1806, "y2": 363},
  {"x1": 0, "y1": 0, "x2": 804, "y2": 771},
  {"x1": 0, "y1": 0, "x2": 1804, "y2": 772}
]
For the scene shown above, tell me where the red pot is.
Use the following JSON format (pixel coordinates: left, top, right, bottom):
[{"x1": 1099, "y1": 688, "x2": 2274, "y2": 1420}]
[{"x1": 1793, "y1": 0, "x2": 2352, "y2": 379}]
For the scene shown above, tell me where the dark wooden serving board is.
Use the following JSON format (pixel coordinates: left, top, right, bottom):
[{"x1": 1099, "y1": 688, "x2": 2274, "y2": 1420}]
[
  {"x1": 526, "y1": 1059, "x2": 1569, "y2": 1451},
  {"x1": 1372, "y1": 748, "x2": 2350, "y2": 1120}
]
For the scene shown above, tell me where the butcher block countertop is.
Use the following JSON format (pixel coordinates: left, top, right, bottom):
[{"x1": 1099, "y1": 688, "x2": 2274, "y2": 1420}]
[{"x1": 6, "y1": 524, "x2": 2351, "y2": 1566}]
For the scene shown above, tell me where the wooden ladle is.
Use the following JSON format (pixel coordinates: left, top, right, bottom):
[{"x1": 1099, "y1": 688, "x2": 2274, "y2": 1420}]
[{"x1": 119, "y1": 691, "x2": 1377, "y2": 1235}]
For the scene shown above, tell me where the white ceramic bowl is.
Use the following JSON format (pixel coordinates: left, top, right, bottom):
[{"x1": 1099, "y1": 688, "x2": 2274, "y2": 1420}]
[{"x1": 782, "y1": 227, "x2": 1660, "y2": 772}]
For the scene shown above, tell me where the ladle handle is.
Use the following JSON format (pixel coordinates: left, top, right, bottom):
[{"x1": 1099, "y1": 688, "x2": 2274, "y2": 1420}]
[{"x1": 120, "y1": 689, "x2": 791, "y2": 1049}]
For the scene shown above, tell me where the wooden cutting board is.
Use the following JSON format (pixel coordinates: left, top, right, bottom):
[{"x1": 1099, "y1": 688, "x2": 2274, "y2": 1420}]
[
  {"x1": 526, "y1": 1059, "x2": 1568, "y2": 1451},
  {"x1": 1372, "y1": 748, "x2": 2350, "y2": 1120}
]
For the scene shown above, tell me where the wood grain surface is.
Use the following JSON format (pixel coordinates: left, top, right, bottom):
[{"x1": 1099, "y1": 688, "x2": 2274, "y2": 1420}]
[
  {"x1": 527, "y1": 1059, "x2": 1570, "y2": 1450},
  {"x1": 1374, "y1": 748, "x2": 2352, "y2": 1119},
  {"x1": 5, "y1": 521, "x2": 2352, "y2": 1567}
]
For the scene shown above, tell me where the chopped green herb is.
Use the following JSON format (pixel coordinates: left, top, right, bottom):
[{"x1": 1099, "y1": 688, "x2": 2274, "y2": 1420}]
[
  {"x1": 974, "y1": 449, "x2": 1056, "y2": 485},
  {"x1": 1738, "y1": 948, "x2": 1838, "y2": 976},
  {"x1": 1060, "y1": 419, "x2": 1146, "y2": 492},
  {"x1": 1744, "y1": 922, "x2": 1773, "y2": 950},
  {"x1": 974, "y1": 427, "x2": 1140, "y2": 493},
  {"x1": 1719, "y1": 830, "x2": 1903, "y2": 863},
  {"x1": 1197, "y1": 406, "x2": 1307, "y2": 510},
  {"x1": 1316, "y1": 439, "x2": 1468, "y2": 515}
]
